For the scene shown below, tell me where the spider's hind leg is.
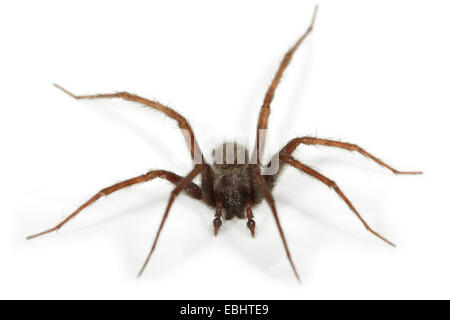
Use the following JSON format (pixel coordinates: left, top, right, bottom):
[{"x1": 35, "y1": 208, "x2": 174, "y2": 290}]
[
  {"x1": 251, "y1": 6, "x2": 318, "y2": 164},
  {"x1": 53, "y1": 84, "x2": 207, "y2": 163}
]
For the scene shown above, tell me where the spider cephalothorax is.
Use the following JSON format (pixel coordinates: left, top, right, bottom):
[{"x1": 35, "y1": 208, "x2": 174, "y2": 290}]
[
  {"x1": 28, "y1": 6, "x2": 422, "y2": 280},
  {"x1": 210, "y1": 143, "x2": 262, "y2": 220}
]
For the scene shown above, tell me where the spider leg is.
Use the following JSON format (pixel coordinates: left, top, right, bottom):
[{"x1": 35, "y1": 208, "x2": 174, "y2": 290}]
[
  {"x1": 254, "y1": 171, "x2": 300, "y2": 281},
  {"x1": 54, "y1": 84, "x2": 205, "y2": 163},
  {"x1": 279, "y1": 153, "x2": 395, "y2": 247},
  {"x1": 213, "y1": 200, "x2": 223, "y2": 236},
  {"x1": 282, "y1": 137, "x2": 423, "y2": 175},
  {"x1": 246, "y1": 201, "x2": 256, "y2": 238},
  {"x1": 138, "y1": 165, "x2": 204, "y2": 277},
  {"x1": 27, "y1": 170, "x2": 202, "y2": 240},
  {"x1": 251, "y1": 6, "x2": 318, "y2": 164}
]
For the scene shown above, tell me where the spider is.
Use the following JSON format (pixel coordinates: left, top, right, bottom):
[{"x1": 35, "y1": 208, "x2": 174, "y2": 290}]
[{"x1": 28, "y1": 6, "x2": 422, "y2": 280}]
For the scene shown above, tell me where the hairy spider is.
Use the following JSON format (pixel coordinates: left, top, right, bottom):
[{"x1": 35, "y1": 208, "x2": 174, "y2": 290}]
[{"x1": 28, "y1": 6, "x2": 422, "y2": 280}]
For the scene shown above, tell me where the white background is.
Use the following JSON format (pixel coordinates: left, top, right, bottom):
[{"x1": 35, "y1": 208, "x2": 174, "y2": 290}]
[{"x1": 1, "y1": 0, "x2": 449, "y2": 299}]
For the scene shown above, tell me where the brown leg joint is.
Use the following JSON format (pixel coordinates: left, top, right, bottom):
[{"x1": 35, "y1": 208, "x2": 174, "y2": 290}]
[
  {"x1": 214, "y1": 200, "x2": 223, "y2": 236},
  {"x1": 246, "y1": 201, "x2": 255, "y2": 238}
]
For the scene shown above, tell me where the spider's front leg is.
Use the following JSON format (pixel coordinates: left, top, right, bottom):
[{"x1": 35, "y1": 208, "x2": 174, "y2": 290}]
[
  {"x1": 254, "y1": 171, "x2": 300, "y2": 280},
  {"x1": 27, "y1": 170, "x2": 202, "y2": 240},
  {"x1": 279, "y1": 153, "x2": 395, "y2": 247},
  {"x1": 138, "y1": 164, "x2": 205, "y2": 276}
]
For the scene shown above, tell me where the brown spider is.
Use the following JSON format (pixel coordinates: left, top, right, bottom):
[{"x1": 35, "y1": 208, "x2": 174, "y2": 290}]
[{"x1": 27, "y1": 6, "x2": 422, "y2": 280}]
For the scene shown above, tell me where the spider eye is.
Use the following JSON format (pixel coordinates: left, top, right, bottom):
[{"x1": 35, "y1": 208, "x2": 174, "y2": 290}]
[{"x1": 231, "y1": 194, "x2": 240, "y2": 202}]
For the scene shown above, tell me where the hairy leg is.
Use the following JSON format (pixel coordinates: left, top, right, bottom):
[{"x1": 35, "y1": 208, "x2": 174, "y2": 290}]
[
  {"x1": 251, "y1": 6, "x2": 318, "y2": 164},
  {"x1": 27, "y1": 170, "x2": 202, "y2": 240},
  {"x1": 282, "y1": 137, "x2": 422, "y2": 175},
  {"x1": 138, "y1": 165, "x2": 205, "y2": 277},
  {"x1": 279, "y1": 153, "x2": 395, "y2": 247},
  {"x1": 54, "y1": 84, "x2": 205, "y2": 163},
  {"x1": 254, "y1": 170, "x2": 300, "y2": 280}
]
